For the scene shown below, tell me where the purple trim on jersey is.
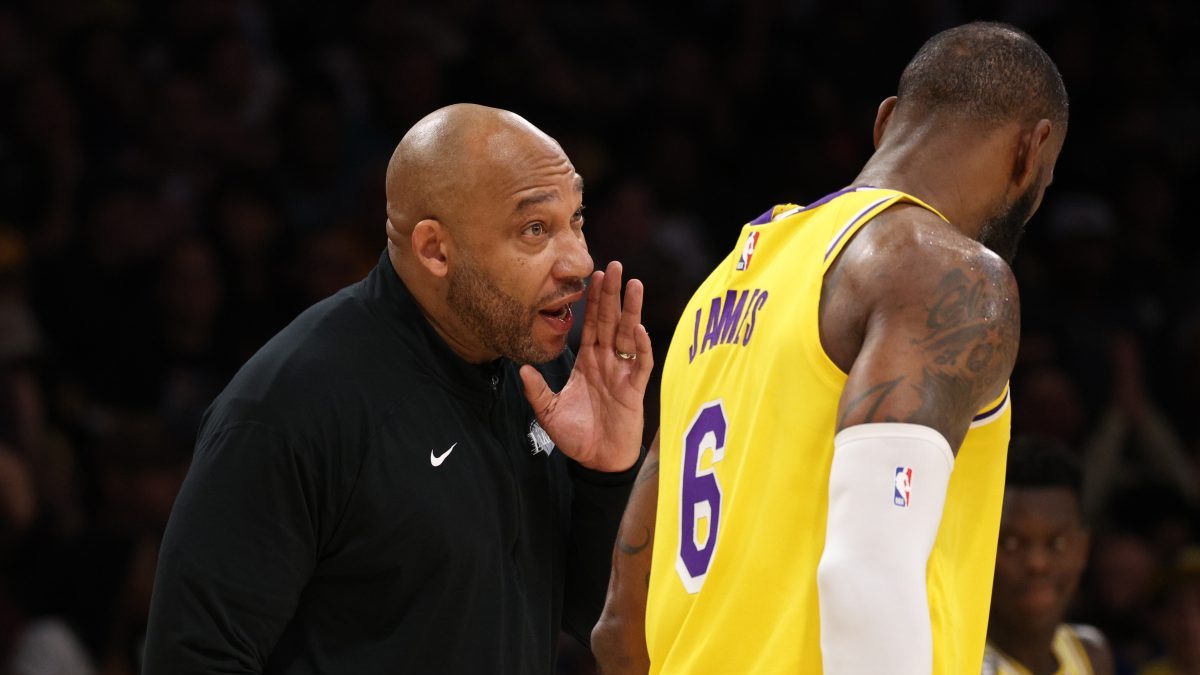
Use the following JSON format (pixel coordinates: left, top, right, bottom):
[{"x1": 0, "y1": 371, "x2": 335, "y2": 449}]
[
  {"x1": 805, "y1": 185, "x2": 865, "y2": 210},
  {"x1": 973, "y1": 389, "x2": 1010, "y2": 421},
  {"x1": 746, "y1": 186, "x2": 876, "y2": 226},
  {"x1": 823, "y1": 194, "x2": 895, "y2": 261},
  {"x1": 748, "y1": 207, "x2": 776, "y2": 225}
]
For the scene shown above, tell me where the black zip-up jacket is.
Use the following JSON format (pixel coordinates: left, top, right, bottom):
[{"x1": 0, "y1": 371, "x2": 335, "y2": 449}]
[{"x1": 144, "y1": 252, "x2": 642, "y2": 674}]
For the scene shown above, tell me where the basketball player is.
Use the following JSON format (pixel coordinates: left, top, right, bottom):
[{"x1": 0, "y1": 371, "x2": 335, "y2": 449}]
[
  {"x1": 592, "y1": 22, "x2": 1068, "y2": 674},
  {"x1": 984, "y1": 437, "x2": 1114, "y2": 675}
]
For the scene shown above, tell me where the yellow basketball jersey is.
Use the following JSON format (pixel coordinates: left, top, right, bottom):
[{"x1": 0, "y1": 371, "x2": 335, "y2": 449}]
[
  {"x1": 983, "y1": 624, "x2": 1101, "y2": 675},
  {"x1": 646, "y1": 187, "x2": 1012, "y2": 674}
]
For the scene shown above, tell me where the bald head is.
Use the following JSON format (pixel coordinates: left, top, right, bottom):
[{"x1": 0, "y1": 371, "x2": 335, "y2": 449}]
[
  {"x1": 385, "y1": 103, "x2": 566, "y2": 237},
  {"x1": 380, "y1": 104, "x2": 590, "y2": 365},
  {"x1": 896, "y1": 22, "x2": 1068, "y2": 129}
]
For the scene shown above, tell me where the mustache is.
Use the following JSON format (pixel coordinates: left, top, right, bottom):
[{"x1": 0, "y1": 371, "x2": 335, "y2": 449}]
[{"x1": 535, "y1": 278, "x2": 586, "y2": 307}]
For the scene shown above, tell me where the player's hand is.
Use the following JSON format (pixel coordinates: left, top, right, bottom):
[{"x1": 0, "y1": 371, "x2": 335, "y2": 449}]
[{"x1": 519, "y1": 261, "x2": 653, "y2": 472}]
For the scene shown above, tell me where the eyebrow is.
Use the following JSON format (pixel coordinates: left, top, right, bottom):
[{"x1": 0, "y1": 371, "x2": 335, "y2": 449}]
[
  {"x1": 514, "y1": 176, "x2": 585, "y2": 214},
  {"x1": 515, "y1": 192, "x2": 558, "y2": 214}
]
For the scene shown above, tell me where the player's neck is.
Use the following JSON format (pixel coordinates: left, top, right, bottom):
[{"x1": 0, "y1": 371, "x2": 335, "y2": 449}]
[
  {"x1": 989, "y1": 621, "x2": 1061, "y2": 675},
  {"x1": 855, "y1": 124, "x2": 1009, "y2": 240}
]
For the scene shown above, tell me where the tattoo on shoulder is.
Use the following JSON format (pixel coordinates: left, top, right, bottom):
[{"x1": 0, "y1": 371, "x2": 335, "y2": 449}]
[
  {"x1": 844, "y1": 260, "x2": 1018, "y2": 434},
  {"x1": 905, "y1": 263, "x2": 1018, "y2": 426}
]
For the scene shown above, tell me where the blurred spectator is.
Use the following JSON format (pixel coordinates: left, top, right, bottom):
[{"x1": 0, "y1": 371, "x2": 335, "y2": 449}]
[
  {"x1": 1080, "y1": 334, "x2": 1197, "y2": 520},
  {"x1": 0, "y1": 2, "x2": 1194, "y2": 672},
  {"x1": 1014, "y1": 363, "x2": 1089, "y2": 446},
  {"x1": 0, "y1": 229, "x2": 41, "y2": 544},
  {"x1": 1082, "y1": 529, "x2": 1161, "y2": 672},
  {"x1": 7, "y1": 533, "x2": 159, "y2": 675},
  {"x1": 1140, "y1": 547, "x2": 1200, "y2": 675},
  {"x1": 985, "y1": 436, "x2": 1114, "y2": 675}
]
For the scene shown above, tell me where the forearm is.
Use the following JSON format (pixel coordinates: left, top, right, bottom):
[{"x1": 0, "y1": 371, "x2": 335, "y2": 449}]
[
  {"x1": 817, "y1": 424, "x2": 952, "y2": 674},
  {"x1": 593, "y1": 442, "x2": 659, "y2": 674},
  {"x1": 593, "y1": 609, "x2": 650, "y2": 675},
  {"x1": 817, "y1": 557, "x2": 932, "y2": 673}
]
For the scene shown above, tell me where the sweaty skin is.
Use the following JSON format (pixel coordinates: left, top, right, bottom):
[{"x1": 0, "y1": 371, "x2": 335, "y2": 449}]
[{"x1": 592, "y1": 51, "x2": 1066, "y2": 675}]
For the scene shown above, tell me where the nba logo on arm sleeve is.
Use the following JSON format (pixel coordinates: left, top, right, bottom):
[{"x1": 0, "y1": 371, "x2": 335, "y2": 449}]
[
  {"x1": 736, "y1": 231, "x2": 760, "y2": 271},
  {"x1": 894, "y1": 467, "x2": 912, "y2": 507}
]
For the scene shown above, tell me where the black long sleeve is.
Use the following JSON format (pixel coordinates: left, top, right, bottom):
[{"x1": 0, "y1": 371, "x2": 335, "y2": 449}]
[
  {"x1": 142, "y1": 254, "x2": 642, "y2": 674},
  {"x1": 561, "y1": 448, "x2": 645, "y2": 645},
  {"x1": 144, "y1": 422, "x2": 321, "y2": 673}
]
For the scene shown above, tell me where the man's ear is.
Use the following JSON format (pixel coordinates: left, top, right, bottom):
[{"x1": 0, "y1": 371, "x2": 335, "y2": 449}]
[
  {"x1": 412, "y1": 218, "x2": 451, "y2": 278},
  {"x1": 873, "y1": 96, "x2": 899, "y2": 149},
  {"x1": 1013, "y1": 118, "x2": 1054, "y2": 191}
]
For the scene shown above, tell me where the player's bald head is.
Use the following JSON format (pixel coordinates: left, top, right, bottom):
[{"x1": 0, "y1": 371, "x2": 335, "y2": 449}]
[
  {"x1": 896, "y1": 22, "x2": 1068, "y2": 129},
  {"x1": 385, "y1": 103, "x2": 566, "y2": 235}
]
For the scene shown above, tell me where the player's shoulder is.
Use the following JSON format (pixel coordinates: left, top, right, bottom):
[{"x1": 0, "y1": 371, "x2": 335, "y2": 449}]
[{"x1": 843, "y1": 202, "x2": 1018, "y2": 313}]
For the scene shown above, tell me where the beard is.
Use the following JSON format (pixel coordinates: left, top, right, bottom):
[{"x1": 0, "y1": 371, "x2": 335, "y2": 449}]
[
  {"x1": 977, "y1": 177, "x2": 1041, "y2": 265},
  {"x1": 447, "y1": 255, "x2": 581, "y2": 365}
]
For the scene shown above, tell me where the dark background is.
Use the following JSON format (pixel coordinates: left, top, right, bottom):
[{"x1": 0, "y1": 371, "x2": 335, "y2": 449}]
[{"x1": 0, "y1": 0, "x2": 1197, "y2": 673}]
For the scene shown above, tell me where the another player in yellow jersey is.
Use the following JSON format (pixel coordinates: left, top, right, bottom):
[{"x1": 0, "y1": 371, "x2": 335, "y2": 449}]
[
  {"x1": 983, "y1": 437, "x2": 1114, "y2": 675},
  {"x1": 592, "y1": 22, "x2": 1069, "y2": 675}
]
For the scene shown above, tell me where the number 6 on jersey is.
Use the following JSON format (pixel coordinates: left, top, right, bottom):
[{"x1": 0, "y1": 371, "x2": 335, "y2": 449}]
[{"x1": 677, "y1": 401, "x2": 728, "y2": 593}]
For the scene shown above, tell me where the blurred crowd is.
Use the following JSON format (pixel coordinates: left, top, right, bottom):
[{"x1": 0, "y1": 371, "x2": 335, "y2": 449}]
[{"x1": 0, "y1": 0, "x2": 1197, "y2": 673}]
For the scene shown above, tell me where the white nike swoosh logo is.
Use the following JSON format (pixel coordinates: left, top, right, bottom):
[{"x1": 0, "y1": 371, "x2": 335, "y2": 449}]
[{"x1": 430, "y1": 442, "x2": 457, "y2": 467}]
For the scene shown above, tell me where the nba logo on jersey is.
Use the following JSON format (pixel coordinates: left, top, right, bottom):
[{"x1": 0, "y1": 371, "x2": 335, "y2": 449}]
[
  {"x1": 894, "y1": 467, "x2": 912, "y2": 507},
  {"x1": 735, "y1": 231, "x2": 760, "y2": 271}
]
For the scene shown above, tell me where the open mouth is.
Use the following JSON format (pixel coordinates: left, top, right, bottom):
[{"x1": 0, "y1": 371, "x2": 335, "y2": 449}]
[{"x1": 539, "y1": 304, "x2": 573, "y2": 322}]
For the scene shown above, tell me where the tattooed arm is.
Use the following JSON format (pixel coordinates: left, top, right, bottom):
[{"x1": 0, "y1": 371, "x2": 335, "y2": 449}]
[
  {"x1": 834, "y1": 213, "x2": 1020, "y2": 452},
  {"x1": 592, "y1": 432, "x2": 659, "y2": 674},
  {"x1": 816, "y1": 210, "x2": 1021, "y2": 674}
]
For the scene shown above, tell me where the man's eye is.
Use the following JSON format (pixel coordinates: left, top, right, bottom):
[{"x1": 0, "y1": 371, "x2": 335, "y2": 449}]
[
  {"x1": 572, "y1": 207, "x2": 585, "y2": 223},
  {"x1": 524, "y1": 222, "x2": 546, "y2": 236},
  {"x1": 1000, "y1": 536, "x2": 1020, "y2": 553}
]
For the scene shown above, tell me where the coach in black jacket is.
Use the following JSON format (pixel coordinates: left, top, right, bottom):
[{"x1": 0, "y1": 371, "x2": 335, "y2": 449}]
[{"x1": 143, "y1": 104, "x2": 653, "y2": 674}]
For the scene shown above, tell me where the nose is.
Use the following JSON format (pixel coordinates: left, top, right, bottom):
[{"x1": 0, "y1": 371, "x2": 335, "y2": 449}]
[
  {"x1": 553, "y1": 228, "x2": 593, "y2": 282},
  {"x1": 1024, "y1": 545, "x2": 1051, "y2": 575}
]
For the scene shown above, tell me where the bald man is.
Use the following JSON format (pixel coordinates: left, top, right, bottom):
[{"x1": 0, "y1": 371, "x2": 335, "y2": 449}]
[{"x1": 144, "y1": 105, "x2": 653, "y2": 674}]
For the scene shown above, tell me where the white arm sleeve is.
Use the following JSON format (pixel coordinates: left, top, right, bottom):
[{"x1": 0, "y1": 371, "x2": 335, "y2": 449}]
[{"x1": 817, "y1": 423, "x2": 954, "y2": 675}]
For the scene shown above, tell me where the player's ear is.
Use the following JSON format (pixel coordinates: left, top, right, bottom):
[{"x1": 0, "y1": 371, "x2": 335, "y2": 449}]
[
  {"x1": 412, "y1": 218, "x2": 452, "y2": 278},
  {"x1": 1012, "y1": 118, "x2": 1053, "y2": 191},
  {"x1": 873, "y1": 96, "x2": 899, "y2": 149}
]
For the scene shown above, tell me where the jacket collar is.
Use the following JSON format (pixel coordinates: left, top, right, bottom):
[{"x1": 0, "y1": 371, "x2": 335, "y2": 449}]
[{"x1": 363, "y1": 250, "x2": 503, "y2": 405}]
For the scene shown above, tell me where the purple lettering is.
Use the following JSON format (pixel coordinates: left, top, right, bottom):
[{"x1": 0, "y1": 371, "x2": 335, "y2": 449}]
[
  {"x1": 701, "y1": 297, "x2": 723, "y2": 354},
  {"x1": 735, "y1": 289, "x2": 760, "y2": 343},
  {"x1": 688, "y1": 308, "x2": 702, "y2": 362},
  {"x1": 718, "y1": 290, "x2": 749, "y2": 344},
  {"x1": 741, "y1": 290, "x2": 769, "y2": 345}
]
